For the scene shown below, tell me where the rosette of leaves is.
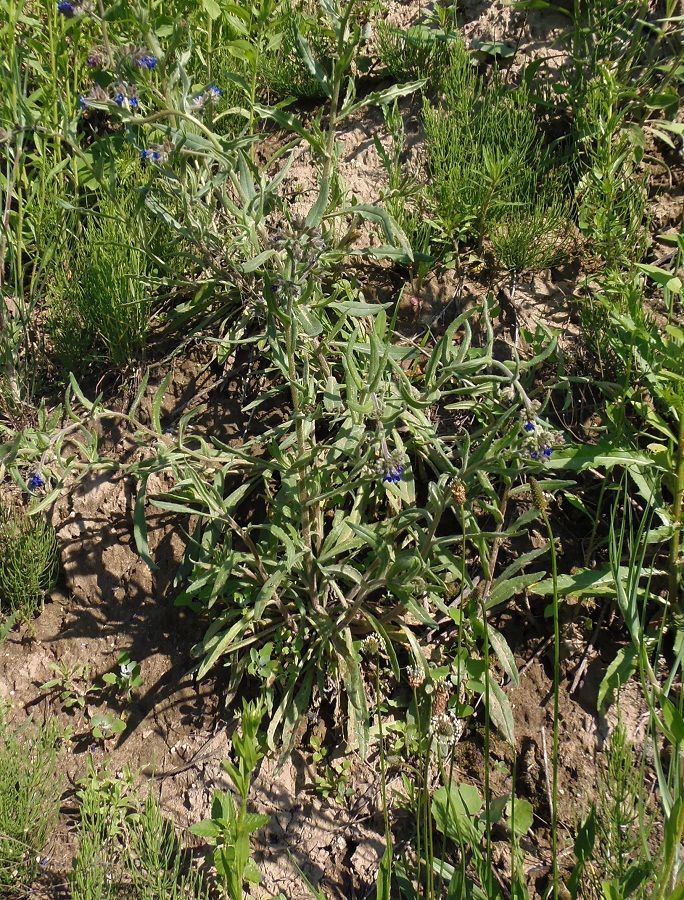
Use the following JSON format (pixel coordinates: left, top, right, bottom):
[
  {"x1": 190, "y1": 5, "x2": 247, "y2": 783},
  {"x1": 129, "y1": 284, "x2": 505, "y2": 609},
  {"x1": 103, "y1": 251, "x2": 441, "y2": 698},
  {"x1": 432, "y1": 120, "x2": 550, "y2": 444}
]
[{"x1": 0, "y1": 503, "x2": 58, "y2": 619}]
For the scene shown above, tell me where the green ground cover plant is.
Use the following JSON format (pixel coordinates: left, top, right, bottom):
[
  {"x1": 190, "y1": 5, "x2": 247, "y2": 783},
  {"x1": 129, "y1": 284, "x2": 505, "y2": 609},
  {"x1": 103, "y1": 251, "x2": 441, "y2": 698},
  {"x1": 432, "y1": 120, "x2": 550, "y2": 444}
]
[
  {"x1": 0, "y1": 0, "x2": 682, "y2": 896},
  {"x1": 0, "y1": 501, "x2": 58, "y2": 619},
  {"x1": 0, "y1": 710, "x2": 62, "y2": 894},
  {"x1": 70, "y1": 761, "x2": 209, "y2": 898}
]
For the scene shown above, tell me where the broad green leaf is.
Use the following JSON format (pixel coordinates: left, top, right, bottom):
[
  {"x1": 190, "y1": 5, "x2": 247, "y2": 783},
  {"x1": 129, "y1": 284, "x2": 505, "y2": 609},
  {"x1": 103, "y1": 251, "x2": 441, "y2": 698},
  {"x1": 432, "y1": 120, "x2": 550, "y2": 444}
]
[
  {"x1": 432, "y1": 782, "x2": 482, "y2": 843},
  {"x1": 201, "y1": 0, "x2": 221, "y2": 19},
  {"x1": 597, "y1": 645, "x2": 637, "y2": 711},
  {"x1": 506, "y1": 796, "x2": 533, "y2": 835}
]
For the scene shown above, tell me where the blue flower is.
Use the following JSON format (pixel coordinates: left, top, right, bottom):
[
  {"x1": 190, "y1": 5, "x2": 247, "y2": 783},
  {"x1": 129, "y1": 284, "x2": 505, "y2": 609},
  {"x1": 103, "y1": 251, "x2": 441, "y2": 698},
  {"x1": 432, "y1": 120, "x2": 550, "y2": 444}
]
[
  {"x1": 523, "y1": 421, "x2": 535, "y2": 433},
  {"x1": 207, "y1": 85, "x2": 223, "y2": 98},
  {"x1": 57, "y1": 0, "x2": 75, "y2": 14},
  {"x1": 140, "y1": 148, "x2": 161, "y2": 162},
  {"x1": 114, "y1": 93, "x2": 125, "y2": 106},
  {"x1": 138, "y1": 55, "x2": 158, "y2": 70},
  {"x1": 542, "y1": 446, "x2": 552, "y2": 459},
  {"x1": 128, "y1": 96, "x2": 139, "y2": 109},
  {"x1": 28, "y1": 472, "x2": 45, "y2": 490},
  {"x1": 530, "y1": 450, "x2": 539, "y2": 461},
  {"x1": 383, "y1": 463, "x2": 405, "y2": 484},
  {"x1": 78, "y1": 95, "x2": 87, "y2": 109}
]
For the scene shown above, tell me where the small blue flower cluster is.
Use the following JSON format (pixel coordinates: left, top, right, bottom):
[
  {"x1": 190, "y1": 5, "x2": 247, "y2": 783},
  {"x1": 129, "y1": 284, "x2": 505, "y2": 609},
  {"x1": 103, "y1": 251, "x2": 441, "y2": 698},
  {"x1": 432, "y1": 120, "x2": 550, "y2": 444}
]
[
  {"x1": 522, "y1": 417, "x2": 556, "y2": 462},
  {"x1": 383, "y1": 463, "x2": 405, "y2": 484},
  {"x1": 137, "y1": 54, "x2": 157, "y2": 70},
  {"x1": 140, "y1": 148, "x2": 161, "y2": 162},
  {"x1": 114, "y1": 85, "x2": 138, "y2": 109},
  {"x1": 57, "y1": 0, "x2": 78, "y2": 15},
  {"x1": 191, "y1": 85, "x2": 223, "y2": 110},
  {"x1": 376, "y1": 445, "x2": 408, "y2": 486},
  {"x1": 28, "y1": 472, "x2": 45, "y2": 491}
]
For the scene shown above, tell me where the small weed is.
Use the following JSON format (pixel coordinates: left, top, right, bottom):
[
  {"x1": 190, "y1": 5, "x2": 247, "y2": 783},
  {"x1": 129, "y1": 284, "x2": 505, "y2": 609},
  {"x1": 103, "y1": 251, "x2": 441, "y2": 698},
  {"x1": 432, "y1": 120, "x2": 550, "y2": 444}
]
[
  {"x1": 41, "y1": 661, "x2": 98, "y2": 712},
  {"x1": 424, "y1": 38, "x2": 562, "y2": 250},
  {"x1": 0, "y1": 503, "x2": 58, "y2": 620},
  {"x1": 376, "y1": 20, "x2": 451, "y2": 85},
  {"x1": 191, "y1": 700, "x2": 269, "y2": 900},
  {"x1": 89, "y1": 712, "x2": 127, "y2": 742},
  {"x1": 101, "y1": 651, "x2": 143, "y2": 701}
]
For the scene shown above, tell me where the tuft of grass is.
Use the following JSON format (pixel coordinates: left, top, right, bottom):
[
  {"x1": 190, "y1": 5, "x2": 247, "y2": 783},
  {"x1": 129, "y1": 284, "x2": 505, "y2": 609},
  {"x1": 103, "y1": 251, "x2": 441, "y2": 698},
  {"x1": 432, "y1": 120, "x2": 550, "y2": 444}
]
[
  {"x1": 376, "y1": 21, "x2": 451, "y2": 85},
  {"x1": 0, "y1": 503, "x2": 58, "y2": 620},
  {"x1": 259, "y1": 1, "x2": 332, "y2": 100},
  {"x1": 0, "y1": 710, "x2": 63, "y2": 895},
  {"x1": 48, "y1": 186, "x2": 152, "y2": 374},
  {"x1": 490, "y1": 182, "x2": 572, "y2": 274},
  {"x1": 591, "y1": 717, "x2": 654, "y2": 895},
  {"x1": 423, "y1": 38, "x2": 562, "y2": 251}
]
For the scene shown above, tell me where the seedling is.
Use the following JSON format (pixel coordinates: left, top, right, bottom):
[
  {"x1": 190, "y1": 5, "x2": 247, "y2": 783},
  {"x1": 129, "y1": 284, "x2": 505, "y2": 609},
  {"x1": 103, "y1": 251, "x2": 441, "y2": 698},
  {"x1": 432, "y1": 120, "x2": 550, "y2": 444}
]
[
  {"x1": 41, "y1": 661, "x2": 99, "y2": 712},
  {"x1": 88, "y1": 712, "x2": 127, "y2": 742},
  {"x1": 102, "y1": 651, "x2": 143, "y2": 700},
  {"x1": 191, "y1": 701, "x2": 269, "y2": 900}
]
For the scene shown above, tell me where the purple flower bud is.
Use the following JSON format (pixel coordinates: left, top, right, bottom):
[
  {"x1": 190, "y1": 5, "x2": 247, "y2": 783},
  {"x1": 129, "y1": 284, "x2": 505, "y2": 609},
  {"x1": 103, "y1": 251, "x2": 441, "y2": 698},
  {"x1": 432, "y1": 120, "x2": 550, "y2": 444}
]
[
  {"x1": 523, "y1": 421, "x2": 535, "y2": 432},
  {"x1": 57, "y1": 1, "x2": 75, "y2": 15}
]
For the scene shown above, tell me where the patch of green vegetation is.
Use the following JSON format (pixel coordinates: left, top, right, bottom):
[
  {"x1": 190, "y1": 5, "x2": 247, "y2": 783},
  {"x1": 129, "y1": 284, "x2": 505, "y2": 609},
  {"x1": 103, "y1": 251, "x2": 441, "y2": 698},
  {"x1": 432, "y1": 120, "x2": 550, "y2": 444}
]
[
  {"x1": 0, "y1": 710, "x2": 63, "y2": 894},
  {"x1": 423, "y1": 38, "x2": 566, "y2": 250},
  {"x1": 70, "y1": 762, "x2": 209, "y2": 899},
  {"x1": 0, "y1": 503, "x2": 58, "y2": 619},
  {"x1": 47, "y1": 186, "x2": 152, "y2": 373}
]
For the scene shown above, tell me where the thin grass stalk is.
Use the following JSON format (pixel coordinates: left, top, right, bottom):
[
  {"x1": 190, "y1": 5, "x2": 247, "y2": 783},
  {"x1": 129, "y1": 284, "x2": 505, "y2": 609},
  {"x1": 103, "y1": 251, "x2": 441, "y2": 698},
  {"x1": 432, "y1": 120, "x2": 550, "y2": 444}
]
[
  {"x1": 412, "y1": 683, "x2": 423, "y2": 893},
  {"x1": 435, "y1": 503, "x2": 467, "y2": 895},
  {"x1": 669, "y1": 406, "x2": 683, "y2": 607},
  {"x1": 531, "y1": 477, "x2": 559, "y2": 898},
  {"x1": 374, "y1": 663, "x2": 392, "y2": 882},
  {"x1": 479, "y1": 590, "x2": 494, "y2": 894}
]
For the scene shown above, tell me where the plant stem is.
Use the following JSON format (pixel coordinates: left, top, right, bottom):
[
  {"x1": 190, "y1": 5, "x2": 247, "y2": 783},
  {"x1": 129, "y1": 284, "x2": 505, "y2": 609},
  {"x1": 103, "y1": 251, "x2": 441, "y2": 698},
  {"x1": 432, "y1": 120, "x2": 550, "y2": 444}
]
[
  {"x1": 285, "y1": 294, "x2": 319, "y2": 610},
  {"x1": 669, "y1": 405, "x2": 683, "y2": 608},
  {"x1": 532, "y1": 478, "x2": 559, "y2": 898}
]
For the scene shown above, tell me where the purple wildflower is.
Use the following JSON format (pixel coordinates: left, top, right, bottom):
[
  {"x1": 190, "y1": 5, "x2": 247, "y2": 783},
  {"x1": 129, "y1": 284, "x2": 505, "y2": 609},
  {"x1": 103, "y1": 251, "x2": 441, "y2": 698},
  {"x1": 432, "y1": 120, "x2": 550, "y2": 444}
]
[{"x1": 57, "y1": 0, "x2": 75, "y2": 14}]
